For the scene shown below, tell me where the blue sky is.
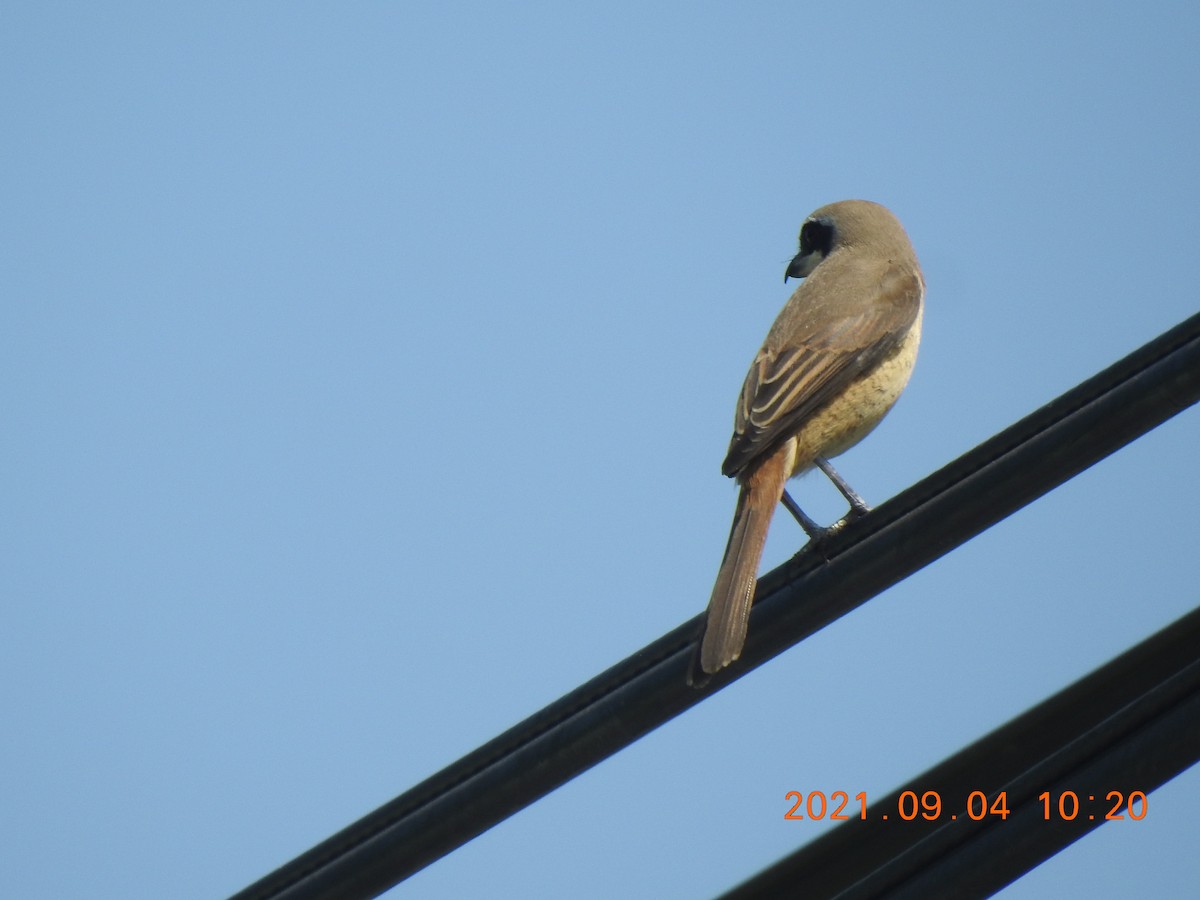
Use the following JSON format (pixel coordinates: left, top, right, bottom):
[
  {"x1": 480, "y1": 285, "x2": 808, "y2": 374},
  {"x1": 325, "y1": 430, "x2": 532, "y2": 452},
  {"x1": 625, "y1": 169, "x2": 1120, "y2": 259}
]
[{"x1": 3, "y1": 3, "x2": 1198, "y2": 898}]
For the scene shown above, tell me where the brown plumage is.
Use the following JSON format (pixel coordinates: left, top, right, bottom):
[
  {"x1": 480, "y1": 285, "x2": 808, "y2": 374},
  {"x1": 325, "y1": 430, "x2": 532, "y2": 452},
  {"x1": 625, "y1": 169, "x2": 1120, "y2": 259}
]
[{"x1": 696, "y1": 200, "x2": 925, "y2": 678}]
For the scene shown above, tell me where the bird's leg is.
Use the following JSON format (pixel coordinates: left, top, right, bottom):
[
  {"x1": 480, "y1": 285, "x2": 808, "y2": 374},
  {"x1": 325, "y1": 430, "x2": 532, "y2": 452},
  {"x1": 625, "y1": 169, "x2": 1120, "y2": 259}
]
[
  {"x1": 780, "y1": 489, "x2": 828, "y2": 540},
  {"x1": 815, "y1": 457, "x2": 870, "y2": 518}
]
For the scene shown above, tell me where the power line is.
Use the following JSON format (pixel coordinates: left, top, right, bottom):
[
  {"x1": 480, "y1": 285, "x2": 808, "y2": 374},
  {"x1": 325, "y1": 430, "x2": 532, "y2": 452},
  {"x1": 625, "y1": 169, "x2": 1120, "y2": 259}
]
[
  {"x1": 718, "y1": 604, "x2": 1200, "y2": 899},
  {"x1": 230, "y1": 311, "x2": 1200, "y2": 900}
]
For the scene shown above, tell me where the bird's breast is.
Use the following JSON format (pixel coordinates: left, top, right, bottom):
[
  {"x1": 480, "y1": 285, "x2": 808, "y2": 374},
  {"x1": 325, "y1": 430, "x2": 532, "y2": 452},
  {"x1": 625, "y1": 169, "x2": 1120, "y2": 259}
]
[{"x1": 787, "y1": 308, "x2": 923, "y2": 478}]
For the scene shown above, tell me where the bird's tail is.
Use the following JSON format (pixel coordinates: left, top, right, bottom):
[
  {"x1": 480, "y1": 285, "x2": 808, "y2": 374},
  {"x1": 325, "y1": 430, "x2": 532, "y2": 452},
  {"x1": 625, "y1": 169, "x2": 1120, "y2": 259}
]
[{"x1": 697, "y1": 446, "x2": 791, "y2": 677}]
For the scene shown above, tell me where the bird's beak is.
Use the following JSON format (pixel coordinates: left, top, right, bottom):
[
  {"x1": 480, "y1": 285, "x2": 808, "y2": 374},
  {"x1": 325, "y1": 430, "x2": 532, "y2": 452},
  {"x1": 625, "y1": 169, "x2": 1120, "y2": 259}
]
[{"x1": 784, "y1": 251, "x2": 816, "y2": 282}]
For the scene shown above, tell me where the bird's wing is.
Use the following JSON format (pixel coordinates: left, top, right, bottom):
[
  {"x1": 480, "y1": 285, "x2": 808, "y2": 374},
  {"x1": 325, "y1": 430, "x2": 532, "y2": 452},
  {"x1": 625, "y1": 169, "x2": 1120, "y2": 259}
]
[{"x1": 721, "y1": 263, "x2": 922, "y2": 478}]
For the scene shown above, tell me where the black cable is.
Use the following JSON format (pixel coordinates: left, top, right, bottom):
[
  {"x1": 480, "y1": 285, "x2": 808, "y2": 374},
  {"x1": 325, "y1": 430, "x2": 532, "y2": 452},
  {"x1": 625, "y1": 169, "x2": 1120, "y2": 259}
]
[
  {"x1": 718, "y1": 604, "x2": 1200, "y2": 900},
  {"x1": 229, "y1": 311, "x2": 1200, "y2": 900}
]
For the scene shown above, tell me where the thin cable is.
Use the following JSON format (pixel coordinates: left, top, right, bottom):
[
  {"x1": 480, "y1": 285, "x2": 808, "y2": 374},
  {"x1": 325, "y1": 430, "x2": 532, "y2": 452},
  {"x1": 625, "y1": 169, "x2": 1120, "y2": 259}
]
[
  {"x1": 230, "y1": 312, "x2": 1200, "y2": 900},
  {"x1": 718, "y1": 605, "x2": 1200, "y2": 899}
]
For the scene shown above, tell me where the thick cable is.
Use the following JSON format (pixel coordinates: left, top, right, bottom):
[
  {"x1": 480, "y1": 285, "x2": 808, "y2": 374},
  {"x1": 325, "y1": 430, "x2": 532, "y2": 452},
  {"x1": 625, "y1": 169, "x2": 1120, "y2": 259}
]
[{"x1": 231, "y1": 312, "x2": 1200, "y2": 900}]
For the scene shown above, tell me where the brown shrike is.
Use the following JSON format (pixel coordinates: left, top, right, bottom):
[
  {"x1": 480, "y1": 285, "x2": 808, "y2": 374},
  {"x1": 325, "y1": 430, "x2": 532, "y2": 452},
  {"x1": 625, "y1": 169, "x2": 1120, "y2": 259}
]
[{"x1": 696, "y1": 200, "x2": 924, "y2": 678}]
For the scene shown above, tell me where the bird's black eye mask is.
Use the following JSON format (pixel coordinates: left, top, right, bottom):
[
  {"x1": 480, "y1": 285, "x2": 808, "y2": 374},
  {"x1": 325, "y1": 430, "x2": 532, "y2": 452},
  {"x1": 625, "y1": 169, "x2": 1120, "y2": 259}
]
[{"x1": 799, "y1": 217, "x2": 834, "y2": 258}]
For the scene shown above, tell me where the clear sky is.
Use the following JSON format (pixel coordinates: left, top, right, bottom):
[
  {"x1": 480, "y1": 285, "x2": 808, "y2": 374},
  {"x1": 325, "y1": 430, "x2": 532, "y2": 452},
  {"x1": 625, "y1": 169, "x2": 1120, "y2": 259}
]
[{"x1": 3, "y1": 3, "x2": 1198, "y2": 898}]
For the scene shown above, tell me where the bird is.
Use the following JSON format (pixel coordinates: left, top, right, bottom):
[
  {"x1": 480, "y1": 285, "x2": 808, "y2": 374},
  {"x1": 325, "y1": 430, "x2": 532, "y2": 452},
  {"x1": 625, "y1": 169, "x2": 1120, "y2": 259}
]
[{"x1": 694, "y1": 199, "x2": 925, "y2": 679}]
